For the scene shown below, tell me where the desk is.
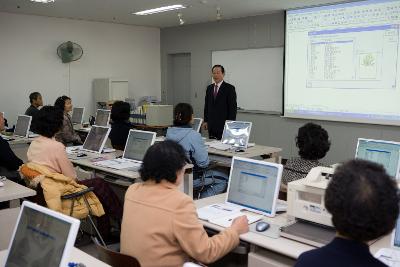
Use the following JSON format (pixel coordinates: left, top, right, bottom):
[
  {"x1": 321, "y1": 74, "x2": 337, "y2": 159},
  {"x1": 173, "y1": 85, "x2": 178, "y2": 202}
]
[
  {"x1": 195, "y1": 194, "x2": 390, "y2": 267},
  {"x1": 70, "y1": 151, "x2": 194, "y2": 198},
  {"x1": 0, "y1": 207, "x2": 111, "y2": 267},
  {"x1": 207, "y1": 144, "x2": 282, "y2": 167},
  {"x1": 0, "y1": 179, "x2": 36, "y2": 208}
]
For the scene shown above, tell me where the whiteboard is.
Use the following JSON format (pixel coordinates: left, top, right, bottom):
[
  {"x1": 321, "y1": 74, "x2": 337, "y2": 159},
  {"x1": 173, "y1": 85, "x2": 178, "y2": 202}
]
[{"x1": 212, "y1": 47, "x2": 283, "y2": 113}]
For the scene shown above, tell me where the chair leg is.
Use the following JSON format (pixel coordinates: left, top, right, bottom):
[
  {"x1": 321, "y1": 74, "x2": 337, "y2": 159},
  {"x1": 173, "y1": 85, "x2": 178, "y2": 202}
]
[{"x1": 83, "y1": 195, "x2": 107, "y2": 247}]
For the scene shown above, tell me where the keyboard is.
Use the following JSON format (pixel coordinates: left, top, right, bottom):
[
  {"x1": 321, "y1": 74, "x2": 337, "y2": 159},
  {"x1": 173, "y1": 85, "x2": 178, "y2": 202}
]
[
  {"x1": 375, "y1": 248, "x2": 400, "y2": 267},
  {"x1": 94, "y1": 158, "x2": 142, "y2": 170}
]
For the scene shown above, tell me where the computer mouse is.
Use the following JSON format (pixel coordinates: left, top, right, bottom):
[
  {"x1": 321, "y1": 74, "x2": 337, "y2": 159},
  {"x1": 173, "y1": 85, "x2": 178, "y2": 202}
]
[{"x1": 255, "y1": 221, "x2": 270, "y2": 232}]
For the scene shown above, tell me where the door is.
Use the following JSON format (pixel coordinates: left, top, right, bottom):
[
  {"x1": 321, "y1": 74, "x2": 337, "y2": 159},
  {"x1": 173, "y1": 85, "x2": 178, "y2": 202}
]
[{"x1": 166, "y1": 53, "x2": 191, "y2": 106}]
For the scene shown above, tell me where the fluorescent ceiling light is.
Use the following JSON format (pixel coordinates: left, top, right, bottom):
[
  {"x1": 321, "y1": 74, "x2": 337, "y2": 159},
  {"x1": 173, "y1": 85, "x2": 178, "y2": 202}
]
[
  {"x1": 133, "y1": 4, "x2": 186, "y2": 15},
  {"x1": 30, "y1": 0, "x2": 55, "y2": 3}
]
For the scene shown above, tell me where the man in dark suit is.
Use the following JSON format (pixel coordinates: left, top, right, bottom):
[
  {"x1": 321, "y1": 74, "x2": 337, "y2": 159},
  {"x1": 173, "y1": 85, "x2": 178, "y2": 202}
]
[{"x1": 203, "y1": 65, "x2": 237, "y2": 139}]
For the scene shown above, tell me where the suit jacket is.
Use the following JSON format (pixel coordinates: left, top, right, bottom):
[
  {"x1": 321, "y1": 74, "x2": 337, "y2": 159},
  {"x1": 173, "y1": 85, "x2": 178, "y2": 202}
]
[{"x1": 204, "y1": 81, "x2": 237, "y2": 135}]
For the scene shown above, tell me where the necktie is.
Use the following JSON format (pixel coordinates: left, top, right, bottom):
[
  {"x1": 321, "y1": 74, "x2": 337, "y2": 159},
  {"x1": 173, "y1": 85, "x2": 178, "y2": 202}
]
[{"x1": 213, "y1": 84, "x2": 218, "y2": 98}]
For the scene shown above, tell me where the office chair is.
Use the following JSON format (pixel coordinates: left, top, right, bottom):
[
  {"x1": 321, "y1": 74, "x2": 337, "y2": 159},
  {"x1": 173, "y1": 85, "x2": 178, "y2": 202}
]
[{"x1": 93, "y1": 237, "x2": 141, "y2": 267}]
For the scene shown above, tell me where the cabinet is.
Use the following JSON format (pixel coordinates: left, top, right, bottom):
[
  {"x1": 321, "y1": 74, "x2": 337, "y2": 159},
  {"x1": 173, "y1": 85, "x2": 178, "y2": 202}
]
[{"x1": 93, "y1": 78, "x2": 129, "y2": 103}]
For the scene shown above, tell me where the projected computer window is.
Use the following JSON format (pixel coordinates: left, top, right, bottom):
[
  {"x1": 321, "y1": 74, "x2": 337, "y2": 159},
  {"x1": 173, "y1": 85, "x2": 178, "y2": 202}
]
[
  {"x1": 228, "y1": 160, "x2": 279, "y2": 214},
  {"x1": 285, "y1": 0, "x2": 400, "y2": 125},
  {"x1": 307, "y1": 25, "x2": 398, "y2": 89},
  {"x1": 356, "y1": 139, "x2": 400, "y2": 178}
]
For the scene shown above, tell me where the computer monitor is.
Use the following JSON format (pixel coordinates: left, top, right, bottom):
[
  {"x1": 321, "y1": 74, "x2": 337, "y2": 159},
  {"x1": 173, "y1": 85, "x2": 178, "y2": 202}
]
[
  {"x1": 392, "y1": 215, "x2": 400, "y2": 249},
  {"x1": 355, "y1": 138, "x2": 400, "y2": 179},
  {"x1": 82, "y1": 125, "x2": 111, "y2": 153},
  {"x1": 95, "y1": 109, "x2": 110, "y2": 126},
  {"x1": 14, "y1": 115, "x2": 32, "y2": 138},
  {"x1": 4, "y1": 201, "x2": 80, "y2": 267},
  {"x1": 123, "y1": 130, "x2": 156, "y2": 161},
  {"x1": 192, "y1": 118, "x2": 203, "y2": 133},
  {"x1": 221, "y1": 121, "x2": 252, "y2": 149},
  {"x1": 71, "y1": 107, "x2": 85, "y2": 124},
  {"x1": 226, "y1": 156, "x2": 283, "y2": 217}
]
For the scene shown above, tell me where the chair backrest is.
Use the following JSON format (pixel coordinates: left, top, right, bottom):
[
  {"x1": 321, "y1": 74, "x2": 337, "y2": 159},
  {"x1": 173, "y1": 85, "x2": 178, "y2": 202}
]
[{"x1": 93, "y1": 238, "x2": 141, "y2": 267}]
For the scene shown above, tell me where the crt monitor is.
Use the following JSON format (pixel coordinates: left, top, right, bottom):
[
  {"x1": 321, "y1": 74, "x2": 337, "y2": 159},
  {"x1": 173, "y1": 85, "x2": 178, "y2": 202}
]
[
  {"x1": 221, "y1": 121, "x2": 252, "y2": 149},
  {"x1": 82, "y1": 125, "x2": 111, "y2": 153},
  {"x1": 14, "y1": 115, "x2": 32, "y2": 137},
  {"x1": 356, "y1": 138, "x2": 400, "y2": 179},
  {"x1": 71, "y1": 107, "x2": 85, "y2": 124},
  {"x1": 95, "y1": 109, "x2": 111, "y2": 126},
  {"x1": 123, "y1": 130, "x2": 156, "y2": 161},
  {"x1": 226, "y1": 156, "x2": 283, "y2": 217}
]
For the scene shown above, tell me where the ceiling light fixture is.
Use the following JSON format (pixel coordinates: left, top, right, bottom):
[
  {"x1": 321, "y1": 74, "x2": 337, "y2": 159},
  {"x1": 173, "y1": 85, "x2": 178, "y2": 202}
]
[
  {"x1": 133, "y1": 4, "x2": 186, "y2": 15},
  {"x1": 30, "y1": 0, "x2": 55, "y2": 3},
  {"x1": 178, "y1": 12, "x2": 185, "y2": 25}
]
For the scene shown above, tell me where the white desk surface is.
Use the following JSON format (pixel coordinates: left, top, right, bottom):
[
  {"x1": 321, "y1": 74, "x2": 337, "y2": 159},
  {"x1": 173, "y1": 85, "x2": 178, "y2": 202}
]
[
  {"x1": 70, "y1": 151, "x2": 140, "y2": 180},
  {"x1": 195, "y1": 194, "x2": 390, "y2": 259},
  {"x1": 0, "y1": 247, "x2": 111, "y2": 267},
  {"x1": 207, "y1": 144, "x2": 282, "y2": 158},
  {"x1": 0, "y1": 179, "x2": 36, "y2": 203}
]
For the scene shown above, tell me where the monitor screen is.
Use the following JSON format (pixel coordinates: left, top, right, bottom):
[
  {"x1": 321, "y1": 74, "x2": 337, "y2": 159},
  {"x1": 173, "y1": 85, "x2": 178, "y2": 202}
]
[
  {"x1": 123, "y1": 130, "x2": 155, "y2": 161},
  {"x1": 356, "y1": 138, "x2": 400, "y2": 179},
  {"x1": 14, "y1": 115, "x2": 31, "y2": 137},
  {"x1": 5, "y1": 206, "x2": 72, "y2": 267},
  {"x1": 394, "y1": 216, "x2": 400, "y2": 248},
  {"x1": 83, "y1": 126, "x2": 110, "y2": 153},
  {"x1": 221, "y1": 121, "x2": 252, "y2": 148},
  {"x1": 71, "y1": 107, "x2": 84, "y2": 124},
  {"x1": 192, "y1": 118, "x2": 203, "y2": 132},
  {"x1": 227, "y1": 157, "x2": 282, "y2": 215},
  {"x1": 285, "y1": 0, "x2": 400, "y2": 126},
  {"x1": 95, "y1": 109, "x2": 110, "y2": 126}
]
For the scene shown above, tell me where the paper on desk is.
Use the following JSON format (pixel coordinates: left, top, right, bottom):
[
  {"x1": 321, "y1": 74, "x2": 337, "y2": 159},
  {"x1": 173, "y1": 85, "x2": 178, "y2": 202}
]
[
  {"x1": 209, "y1": 212, "x2": 262, "y2": 228},
  {"x1": 197, "y1": 204, "x2": 241, "y2": 220}
]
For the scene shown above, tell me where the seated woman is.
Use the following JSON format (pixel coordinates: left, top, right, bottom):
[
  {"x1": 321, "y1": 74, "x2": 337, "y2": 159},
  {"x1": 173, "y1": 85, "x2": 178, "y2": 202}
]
[
  {"x1": 282, "y1": 122, "x2": 330, "y2": 188},
  {"x1": 109, "y1": 101, "x2": 133, "y2": 150},
  {"x1": 0, "y1": 112, "x2": 23, "y2": 183},
  {"x1": 26, "y1": 106, "x2": 122, "y2": 240},
  {"x1": 121, "y1": 140, "x2": 249, "y2": 266},
  {"x1": 54, "y1": 95, "x2": 82, "y2": 146},
  {"x1": 166, "y1": 103, "x2": 228, "y2": 198},
  {"x1": 295, "y1": 159, "x2": 399, "y2": 267}
]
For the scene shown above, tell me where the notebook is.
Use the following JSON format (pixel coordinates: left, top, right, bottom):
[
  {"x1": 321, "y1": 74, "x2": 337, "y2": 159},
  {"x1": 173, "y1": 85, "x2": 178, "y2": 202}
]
[
  {"x1": 197, "y1": 156, "x2": 285, "y2": 227},
  {"x1": 3, "y1": 201, "x2": 80, "y2": 267},
  {"x1": 94, "y1": 129, "x2": 156, "y2": 170}
]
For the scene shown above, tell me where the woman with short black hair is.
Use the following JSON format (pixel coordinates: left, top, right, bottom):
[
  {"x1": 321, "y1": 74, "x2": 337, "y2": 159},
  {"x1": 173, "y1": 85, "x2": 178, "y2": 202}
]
[
  {"x1": 282, "y1": 122, "x2": 331, "y2": 186},
  {"x1": 109, "y1": 101, "x2": 133, "y2": 150},
  {"x1": 121, "y1": 140, "x2": 249, "y2": 267},
  {"x1": 295, "y1": 159, "x2": 399, "y2": 267},
  {"x1": 54, "y1": 95, "x2": 82, "y2": 146}
]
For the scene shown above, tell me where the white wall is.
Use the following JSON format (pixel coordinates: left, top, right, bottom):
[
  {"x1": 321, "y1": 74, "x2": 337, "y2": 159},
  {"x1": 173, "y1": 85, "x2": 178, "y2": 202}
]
[{"x1": 0, "y1": 12, "x2": 161, "y2": 124}]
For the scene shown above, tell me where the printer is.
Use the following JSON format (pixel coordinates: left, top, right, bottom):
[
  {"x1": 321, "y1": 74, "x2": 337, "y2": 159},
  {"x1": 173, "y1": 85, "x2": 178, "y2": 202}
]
[
  {"x1": 287, "y1": 166, "x2": 334, "y2": 227},
  {"x1": 281, "y1": 166, "x2": 336, "y2": 247}
]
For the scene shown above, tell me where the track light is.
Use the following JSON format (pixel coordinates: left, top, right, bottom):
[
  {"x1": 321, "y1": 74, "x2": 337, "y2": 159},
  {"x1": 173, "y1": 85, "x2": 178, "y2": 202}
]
[
  {"x1": 216, "y1": 6, "x2": 222, "y2": 21},
  {"x1": 178, "y1": 12, "x2": 185, "y2": 25}
]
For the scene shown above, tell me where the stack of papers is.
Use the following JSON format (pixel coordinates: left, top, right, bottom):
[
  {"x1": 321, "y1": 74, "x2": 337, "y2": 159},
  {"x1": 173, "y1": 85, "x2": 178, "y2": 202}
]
[{"x1": 197, "y1": 204, "x2": 262, "y2": 227}]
